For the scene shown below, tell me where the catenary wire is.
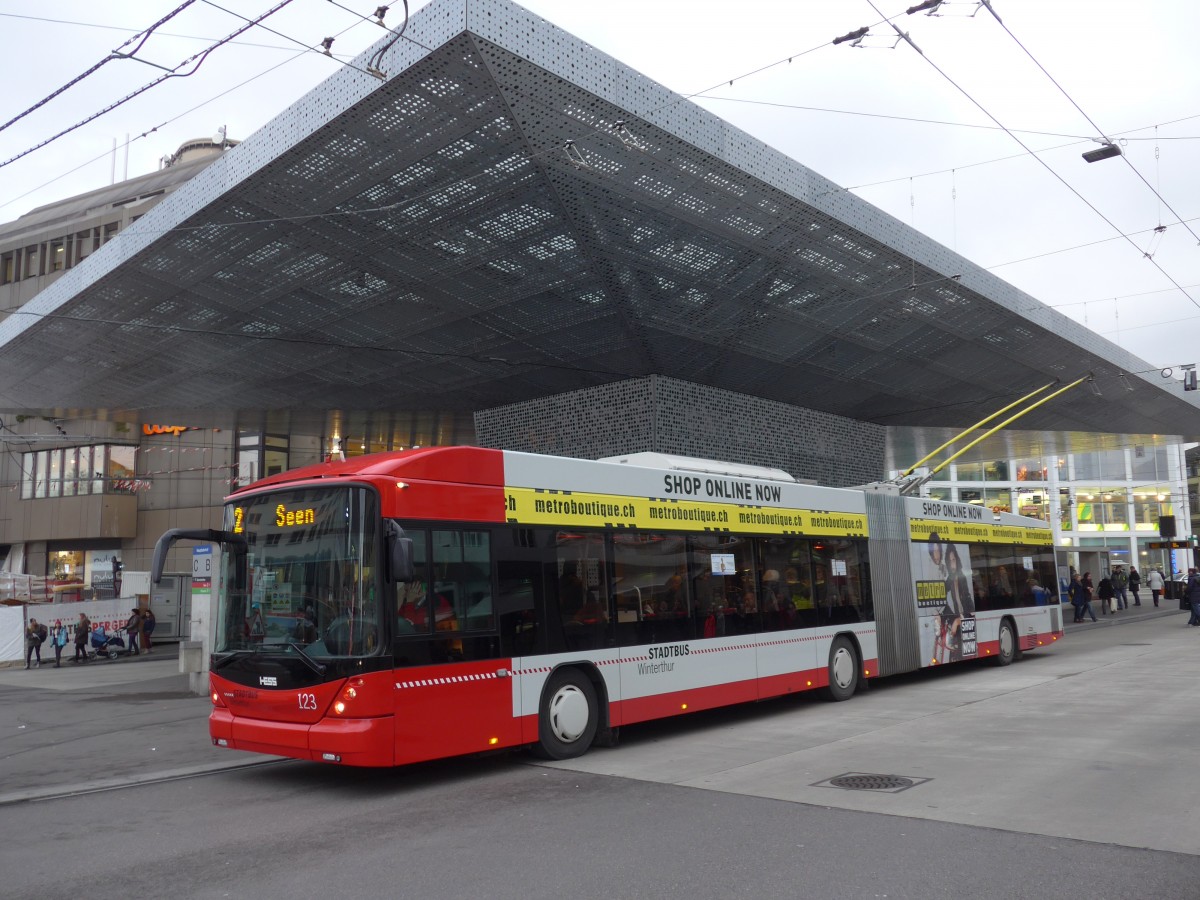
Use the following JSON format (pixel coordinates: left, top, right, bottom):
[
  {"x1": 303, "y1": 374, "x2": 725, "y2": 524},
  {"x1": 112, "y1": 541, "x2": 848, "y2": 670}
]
[
  {"x1": 660, "y1": 17, "x2": 890, "y2": 113},
  {"x1": 324, "y1": 0, "x2": 431, "y2": 54},
  {"x1": 986, "y1": 215, "x2": 1200, "y2": 272},
  {"x1": 0, "y1": 0, "x2": 301, "y2": 172},
  {"x1": 861, "y1": 0, "x2": 1200, "y2": 315},
  {"x1": 0, "y1": 12, "x2": 373, "y2": 215},
  {"x1": 197, "y1": 0, "x2": 377, "y2": 79},
  {"x1": 700, "y1": 95, "x2": 1097, "y2": 140},
  {"x1": 0, "y1": 10, "x2": 359, "y2": 57},
  {"x1": 0, "y1": 56, "x2": 304, "y2": 216},
  {"x1": 0, "y1": 1, "x2": 198, "y2": 136},
  {"x1": 979, "y1": 6, "x2": 1200, "y2": 249}
]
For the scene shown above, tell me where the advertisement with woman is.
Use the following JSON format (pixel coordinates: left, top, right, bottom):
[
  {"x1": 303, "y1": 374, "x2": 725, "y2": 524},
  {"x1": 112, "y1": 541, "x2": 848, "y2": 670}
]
[{"x1": 912, "y1": 532, "x2": 977, "y2": 664}]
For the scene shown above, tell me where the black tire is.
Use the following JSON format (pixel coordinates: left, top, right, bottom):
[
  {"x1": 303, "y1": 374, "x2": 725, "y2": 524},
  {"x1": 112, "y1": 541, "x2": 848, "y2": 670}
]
[
  {"x1": 106, "y1": 648, "x2": 119, "y2": 660},
  {"x1": 535, "y1": 668, "x2": 598, "y2": 760},
  {"x1": 995, "y1": 619, "x2": 1016, "y2": 667},
  {"x1": 823, "y1": 636, "x2": 858, "y2": 702}
]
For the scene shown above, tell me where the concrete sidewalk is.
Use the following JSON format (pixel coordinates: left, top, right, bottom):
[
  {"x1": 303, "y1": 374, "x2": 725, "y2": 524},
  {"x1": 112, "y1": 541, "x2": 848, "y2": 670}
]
[
  {"x1": 0, "y1": 646, "x2": 275, "y2": 805},
  {"x1": 1061, "y1": 600, "x2": 1186, "y2": 628}
]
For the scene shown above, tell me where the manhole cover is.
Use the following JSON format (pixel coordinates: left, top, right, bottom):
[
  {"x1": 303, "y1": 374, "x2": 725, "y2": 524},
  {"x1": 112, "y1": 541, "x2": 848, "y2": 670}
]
[
  {"x1": 829, "y1": 774, "x2": 914, "y2": 791},
  {"x1": 812, "y1": 772, "x2": 930, "y2": 793}
]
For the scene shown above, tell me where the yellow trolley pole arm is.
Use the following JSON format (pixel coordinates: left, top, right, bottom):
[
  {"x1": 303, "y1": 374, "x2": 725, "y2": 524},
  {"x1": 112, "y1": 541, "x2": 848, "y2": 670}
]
[
  {"x1": 928, "y1": 376, "x2": 1090, "y2": 477},
  {"x1": 901, "y1": 381, "x2": 1056, "y2": 477}
]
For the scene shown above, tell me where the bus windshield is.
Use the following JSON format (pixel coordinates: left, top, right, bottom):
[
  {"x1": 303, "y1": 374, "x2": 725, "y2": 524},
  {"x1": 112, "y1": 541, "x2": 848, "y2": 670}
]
[{"x1": 218, "y1": 486, "x2": 382, "y2": 658}]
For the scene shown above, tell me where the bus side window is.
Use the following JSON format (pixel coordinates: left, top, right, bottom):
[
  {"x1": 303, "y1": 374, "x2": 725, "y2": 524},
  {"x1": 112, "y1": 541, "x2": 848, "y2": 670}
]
[
  {"x1": 432, "y1": 529, "x2": 494, "y2": 633},
  {"x1": 613, "y1": 533, "x2": 691, "y2": 645},
  {"x1": 497, "y1": 573, "x2": 540, "y2": 657},
  {"x1": 553, "y1": 533, "x2": 609, "y2": 652},
  {"x1": 687, "y1": 534, "x2": 757, "y2": 637},
  {"x1": 494, "y1": 527, "x2": 555, "y2": 657},
  {"x1": 395, "y1": 530, "x2": 430, "y2": 635}
]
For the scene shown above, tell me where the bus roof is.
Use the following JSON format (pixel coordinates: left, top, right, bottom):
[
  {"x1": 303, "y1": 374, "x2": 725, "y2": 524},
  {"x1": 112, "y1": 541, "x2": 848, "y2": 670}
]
[{"x1": 596, "y1": 452, "x2": 801, "y2": 484}]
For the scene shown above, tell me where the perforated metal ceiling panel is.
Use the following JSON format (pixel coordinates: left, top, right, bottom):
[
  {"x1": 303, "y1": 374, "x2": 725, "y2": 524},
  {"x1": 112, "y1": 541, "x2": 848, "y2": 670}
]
[{"x1": 1, "y1": 0, "x2": 1198, "y2": 437}]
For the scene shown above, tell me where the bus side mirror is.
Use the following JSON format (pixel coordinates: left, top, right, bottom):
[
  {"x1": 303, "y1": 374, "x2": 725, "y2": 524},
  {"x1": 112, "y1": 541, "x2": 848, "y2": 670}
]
[
  {"x1": 386, "y1": 521, "x2": 414, "y2": 582},
  {"x1": 392, "y1": 538, "x2": 414, "y2": 583}
]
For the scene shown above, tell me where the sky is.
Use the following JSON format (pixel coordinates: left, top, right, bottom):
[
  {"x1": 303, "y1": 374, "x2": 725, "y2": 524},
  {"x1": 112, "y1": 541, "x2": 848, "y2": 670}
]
[{"x1": 1, "y1": 0, "x2": 1198, "y2": 378}]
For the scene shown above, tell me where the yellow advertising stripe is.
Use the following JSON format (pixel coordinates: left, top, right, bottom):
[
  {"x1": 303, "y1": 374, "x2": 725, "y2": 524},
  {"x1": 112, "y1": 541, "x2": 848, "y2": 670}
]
[
  {"x1": 503, "y1": 487, "x2": 869, "y2": 537},
  {"x1": 908, "y1": 518, "x2": 1053, "y2": 547}
]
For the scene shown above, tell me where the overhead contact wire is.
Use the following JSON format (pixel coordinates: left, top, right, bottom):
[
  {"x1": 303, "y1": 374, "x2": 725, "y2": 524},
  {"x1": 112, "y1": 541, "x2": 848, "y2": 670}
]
[
  {"x1": 0, "y1": 0, "x2": 198, "y2": 136},
  {"x1": 862, "y1": 0, "x2": 1200, "y2": 313},
  {"x1": 982, "y1": 8, "x2": 1200, "y2": 249},
  {"x1": 0, "y1": 0, "x2": 300, "y2": 171}
]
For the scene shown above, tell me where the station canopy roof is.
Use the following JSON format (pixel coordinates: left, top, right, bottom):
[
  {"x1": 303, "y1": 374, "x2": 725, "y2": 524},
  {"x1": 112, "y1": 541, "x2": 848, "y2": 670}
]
[{"x1": 1, "y1": 0, "x2": 1198, "y2": 447}]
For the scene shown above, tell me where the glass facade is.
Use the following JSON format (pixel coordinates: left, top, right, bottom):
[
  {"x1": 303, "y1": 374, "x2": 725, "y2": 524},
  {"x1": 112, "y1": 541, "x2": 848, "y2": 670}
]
[
  {"x1": 960, "y1": 487, "x2": 1012, "y2": 514},
  {"x1": 918, "y1": 444, "x2": 1193, "y2": 582},
  {"x1": 20, "y1": 444, "x2": 137, "y2": 499},
  {"x1": 1076, "y1": 488, "x2": 1128, "y2": 531}
]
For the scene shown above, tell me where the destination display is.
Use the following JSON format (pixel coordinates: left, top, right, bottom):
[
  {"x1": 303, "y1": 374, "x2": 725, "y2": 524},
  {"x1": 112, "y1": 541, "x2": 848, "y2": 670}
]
[{"x1": 231, "y1": 488, "x2": 347, "y2": 535}]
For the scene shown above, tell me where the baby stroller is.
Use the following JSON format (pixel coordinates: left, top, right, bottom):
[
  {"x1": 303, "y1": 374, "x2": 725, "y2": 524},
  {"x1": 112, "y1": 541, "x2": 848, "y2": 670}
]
[{"x1": 88, "y1": 627, "x2": 126, "y2": 661}]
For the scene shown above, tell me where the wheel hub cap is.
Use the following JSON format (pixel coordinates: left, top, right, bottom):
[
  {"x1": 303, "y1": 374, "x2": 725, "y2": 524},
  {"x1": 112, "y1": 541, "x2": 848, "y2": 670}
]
[
  {"x1": 831, "y1": 648, "x2": 854, "y2": 688},
  {"x1": 548, "y1": 685, "x2": 588, "y2": 742}
]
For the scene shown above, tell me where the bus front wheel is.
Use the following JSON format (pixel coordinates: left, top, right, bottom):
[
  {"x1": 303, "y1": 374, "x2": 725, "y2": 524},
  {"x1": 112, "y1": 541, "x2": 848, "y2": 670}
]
[
  {"x1": 823, "y1": 637, "x2": 858, "y2": 702},
  {"x1": 535, "y1": 669, "x2": 598, "y2": 760}
]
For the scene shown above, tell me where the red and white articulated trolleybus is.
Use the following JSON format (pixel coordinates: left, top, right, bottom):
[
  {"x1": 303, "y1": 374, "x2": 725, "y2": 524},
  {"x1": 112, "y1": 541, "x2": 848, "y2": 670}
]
[{"x1": 152, "y1": 447, "x2": 1061, "y2": 767}]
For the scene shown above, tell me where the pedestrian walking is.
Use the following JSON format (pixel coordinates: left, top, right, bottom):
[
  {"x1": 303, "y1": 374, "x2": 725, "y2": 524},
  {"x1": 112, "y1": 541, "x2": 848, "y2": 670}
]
[
  {"x1": 1111, "y1": 565, "x2": 1129, "y2": 610},
  {"x1": 1098, "y1": 576, "x2": 1116, "y2": 615},
  {"x1": 1147, "y1": 567, "x2": 1165, "y2": 607},
  {"x1": 50, "y1": 620, "x2": 67, "y2": 667},
  {"x1": 1185, "y1": 568, "x2": 1200, "y2": 627},
  {"x1": 25, "y1": 618, "x2": 47, "y2": 668},
  {"x1": 1128, "y1": 566, "x2": 1142, "y2": 606},
  {"x1": 73, "y1": 613, "x2": 91, "y2": 663},
  {"x1": 142, "y1": 607, "x2": 156, "y2": 653},
  {"x1": 125, "y1": 608, "x2": 142, "y2": 655},
  {"x1": 1069, "y1": 572, "x2": 1095, "y2": 622}
]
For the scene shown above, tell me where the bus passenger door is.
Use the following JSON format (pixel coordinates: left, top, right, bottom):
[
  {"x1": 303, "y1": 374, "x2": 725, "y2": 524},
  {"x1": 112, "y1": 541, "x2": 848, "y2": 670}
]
[
  {"x1": 495, "y1": 554, "x2": 551, "y2": 746},
  {"x1": 392, "y1": 528, "x2": 521, "y2": 765}
]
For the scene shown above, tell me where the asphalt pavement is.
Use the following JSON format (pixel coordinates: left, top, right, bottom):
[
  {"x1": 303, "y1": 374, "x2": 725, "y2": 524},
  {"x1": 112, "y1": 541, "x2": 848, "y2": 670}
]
[
  {"x1": 0, "y1": 642, "x2": 273, "y2": 806},
  {"x1": 0, "y1": 602, "x2": 1186, "y2": 808}
]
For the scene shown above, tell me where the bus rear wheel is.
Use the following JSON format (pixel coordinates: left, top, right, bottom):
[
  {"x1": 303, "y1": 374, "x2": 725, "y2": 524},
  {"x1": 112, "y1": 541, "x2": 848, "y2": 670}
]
[
  {"x1": 823, "y1": 636, "x2": 858, "y2": 702},
  {"x1": 995, "y1": 619, "x2": 1016, "y2": 666},
  {"x1": 535, "y1": 668, "x2": 598, "y2": 760}
]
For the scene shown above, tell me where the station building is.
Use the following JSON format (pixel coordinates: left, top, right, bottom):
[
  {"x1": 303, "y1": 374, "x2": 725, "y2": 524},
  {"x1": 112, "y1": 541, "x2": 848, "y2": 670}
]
[{"x1": 0, "y1": 0, "x2": 1197, "y2": 598}]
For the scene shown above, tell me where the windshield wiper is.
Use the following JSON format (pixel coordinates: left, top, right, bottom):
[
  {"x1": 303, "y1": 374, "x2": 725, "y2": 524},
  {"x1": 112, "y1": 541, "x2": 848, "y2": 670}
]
[
  {"x1": 211, "y1": 648, "x2": 258, "y2": 673},
  {"x1": 286, "y1": 642, "x2": 327, "y2": 676}
]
